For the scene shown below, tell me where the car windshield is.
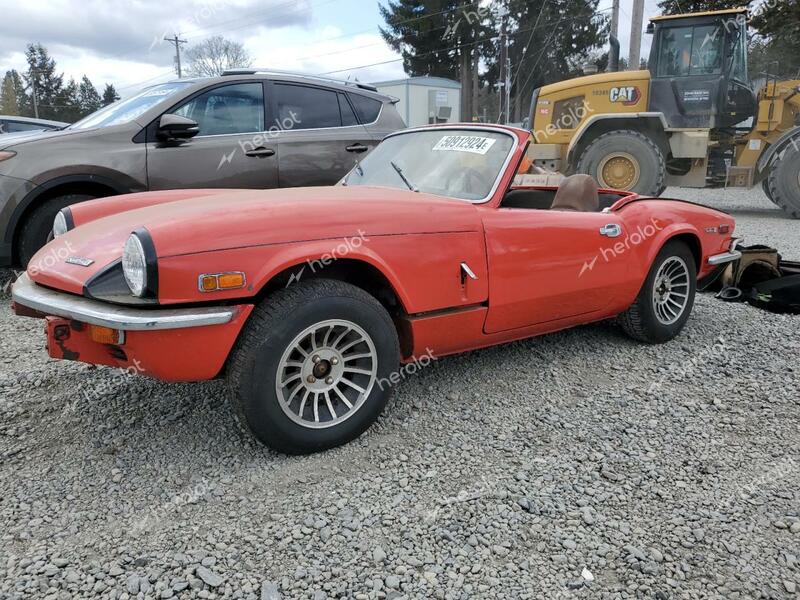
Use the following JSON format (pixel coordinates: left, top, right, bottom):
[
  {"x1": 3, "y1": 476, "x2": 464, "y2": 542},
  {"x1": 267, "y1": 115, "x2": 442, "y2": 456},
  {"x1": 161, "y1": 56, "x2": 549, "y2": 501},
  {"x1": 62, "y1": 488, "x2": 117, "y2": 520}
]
[
  {"x1": 68, "y1": 81, "x2": 192, "y2": 130},
  {"x1": 344, "y1": 129, "x2": 516, "y2": 202}
]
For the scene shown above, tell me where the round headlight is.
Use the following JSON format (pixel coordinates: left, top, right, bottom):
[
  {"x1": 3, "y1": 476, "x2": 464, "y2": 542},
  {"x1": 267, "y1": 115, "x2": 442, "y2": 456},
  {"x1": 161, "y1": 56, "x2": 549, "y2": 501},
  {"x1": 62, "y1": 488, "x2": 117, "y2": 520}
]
[
  {"x1": 52, "y1": 210, "x2": 68, "y2": 238},
  {"x1": 122, "y1": 234, "x2": 147, "y2": 297}
]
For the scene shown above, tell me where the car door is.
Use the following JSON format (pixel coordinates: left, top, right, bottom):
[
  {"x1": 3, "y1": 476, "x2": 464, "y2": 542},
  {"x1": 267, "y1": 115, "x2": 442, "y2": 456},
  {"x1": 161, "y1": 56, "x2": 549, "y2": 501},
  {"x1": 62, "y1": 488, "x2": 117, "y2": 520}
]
[
  {"x1": 481, "y1": 208, "x2": 633, "y2": 334},
  {"x1": 268, "y1": 82, "x2": 374, "y2": 187},
  {"x1": 146, "y1": 81, "x2": 279, "y2": 190}
]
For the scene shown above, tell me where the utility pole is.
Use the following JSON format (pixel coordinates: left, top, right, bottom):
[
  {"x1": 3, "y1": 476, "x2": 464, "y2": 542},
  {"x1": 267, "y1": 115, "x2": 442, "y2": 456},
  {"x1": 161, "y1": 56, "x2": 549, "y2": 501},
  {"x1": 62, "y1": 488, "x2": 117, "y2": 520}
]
[
  {"x1": 497, "y1": 3, "x2": 509, "y2": 123},
  {"x1": 164, "y1": 34, "x2": 188, "y2": 78},
  {"x1": 610, "y1": 0, "x2": 620, "y2": 38},
  {"x1": 31, "y1": 77, "x2": 39, "y2": 119},
  {"x1": 629, "y1": 0, "x2": 645, "y2": 70}
]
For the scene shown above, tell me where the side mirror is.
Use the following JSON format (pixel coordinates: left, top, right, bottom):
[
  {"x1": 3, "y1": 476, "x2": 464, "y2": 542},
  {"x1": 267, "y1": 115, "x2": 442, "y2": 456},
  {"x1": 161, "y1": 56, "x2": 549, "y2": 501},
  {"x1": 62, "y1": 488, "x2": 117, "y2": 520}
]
[{"x1": 157, "y1": 114, "x2": 199, "y2": 142}]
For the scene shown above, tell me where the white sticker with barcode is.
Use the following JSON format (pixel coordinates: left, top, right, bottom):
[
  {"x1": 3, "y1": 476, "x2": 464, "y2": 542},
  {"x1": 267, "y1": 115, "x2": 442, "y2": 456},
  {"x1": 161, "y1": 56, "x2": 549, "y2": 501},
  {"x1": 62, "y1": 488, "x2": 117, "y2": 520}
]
[{"x1": 432, "y1": 135, "x2": 497, "y2": 155}]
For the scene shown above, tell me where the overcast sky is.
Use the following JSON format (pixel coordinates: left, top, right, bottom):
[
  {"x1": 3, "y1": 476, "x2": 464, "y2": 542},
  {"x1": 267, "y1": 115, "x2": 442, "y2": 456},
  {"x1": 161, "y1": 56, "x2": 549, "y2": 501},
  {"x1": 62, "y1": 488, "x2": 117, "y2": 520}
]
[{"x1": 0, "y1": 0, "x2": 662, "y2": 98}]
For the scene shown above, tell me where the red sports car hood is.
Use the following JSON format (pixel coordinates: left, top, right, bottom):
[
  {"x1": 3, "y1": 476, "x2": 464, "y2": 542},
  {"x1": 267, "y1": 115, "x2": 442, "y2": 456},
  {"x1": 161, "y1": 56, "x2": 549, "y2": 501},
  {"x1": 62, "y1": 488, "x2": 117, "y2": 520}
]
[{"x1": 28, "y1": 186, "x2": 482, "y2": 293}]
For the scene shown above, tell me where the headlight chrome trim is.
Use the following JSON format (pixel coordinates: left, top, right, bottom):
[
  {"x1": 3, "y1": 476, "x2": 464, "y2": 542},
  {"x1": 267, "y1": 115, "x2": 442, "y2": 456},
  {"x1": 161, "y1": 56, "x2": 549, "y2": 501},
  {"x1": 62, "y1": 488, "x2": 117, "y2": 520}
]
[
  {"x1": 52, "y1": 208, "x2": 74, "y2": 238},
  {"x1": 122, "y1": 228, "x2": 159, "y2": 300}
]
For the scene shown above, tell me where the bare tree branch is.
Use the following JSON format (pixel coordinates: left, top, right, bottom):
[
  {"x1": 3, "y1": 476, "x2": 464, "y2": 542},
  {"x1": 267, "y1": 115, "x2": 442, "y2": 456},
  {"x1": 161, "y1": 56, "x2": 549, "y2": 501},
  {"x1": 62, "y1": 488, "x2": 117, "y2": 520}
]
[{"x1": 185, "y1": 36, "x2": 252, "y2": 77}]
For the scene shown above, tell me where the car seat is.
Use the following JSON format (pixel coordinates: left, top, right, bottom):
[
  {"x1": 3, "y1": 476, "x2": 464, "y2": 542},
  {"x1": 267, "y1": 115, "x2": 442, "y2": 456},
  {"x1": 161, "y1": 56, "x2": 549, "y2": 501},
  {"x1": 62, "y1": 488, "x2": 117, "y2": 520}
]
[{"x1": 550, "y1": 174, "x2": 600, "y2": 212}]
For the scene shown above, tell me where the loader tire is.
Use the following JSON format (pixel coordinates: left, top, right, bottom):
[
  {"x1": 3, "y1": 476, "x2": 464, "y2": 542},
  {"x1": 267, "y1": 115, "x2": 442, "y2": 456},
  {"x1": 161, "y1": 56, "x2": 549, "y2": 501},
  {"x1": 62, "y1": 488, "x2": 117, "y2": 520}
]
[
  {"x1": 762, "y1": 179, "x2": 773, "y2": 203},
  {"x1": 576, "y1": 130, "x2": 666, "y2": 197},
  {"x1": 766, "y1": 144, "x2": 800, "y2": 219}
]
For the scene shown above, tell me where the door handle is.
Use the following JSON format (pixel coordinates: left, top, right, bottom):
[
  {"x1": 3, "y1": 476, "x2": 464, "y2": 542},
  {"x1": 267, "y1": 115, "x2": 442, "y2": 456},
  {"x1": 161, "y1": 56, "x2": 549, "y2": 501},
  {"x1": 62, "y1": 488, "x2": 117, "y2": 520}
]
[
  {"x1": 244, "y1": 147, "x2": 275, "y2": 158},
  {"x1": 345, "y1": 144, "x2": 369, "y2": 153},
  {"x1": 460, "y1": 262, "x2": 478, "y2": 285},
  {"x1": 599, "y1": 224, "x2": 622, "y2": 238}
]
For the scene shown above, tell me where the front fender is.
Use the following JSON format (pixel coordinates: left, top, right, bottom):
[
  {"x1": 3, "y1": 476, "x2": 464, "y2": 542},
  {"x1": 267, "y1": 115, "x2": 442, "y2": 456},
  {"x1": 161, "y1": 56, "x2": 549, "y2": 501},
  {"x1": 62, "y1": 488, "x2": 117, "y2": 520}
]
[
  {"x1": 156, "y1": 231, "x2": 490, "y2": 314},
  {"x1": 248, "y1": 239, "x2": 415, "y2": 314}
]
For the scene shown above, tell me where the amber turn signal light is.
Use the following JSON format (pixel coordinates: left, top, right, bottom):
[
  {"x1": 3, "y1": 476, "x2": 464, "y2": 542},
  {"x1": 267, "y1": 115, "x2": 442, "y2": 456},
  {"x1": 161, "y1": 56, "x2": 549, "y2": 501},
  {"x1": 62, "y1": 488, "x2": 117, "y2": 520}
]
[
  {"x1": 89, "y1": 325, "x2": 125, "y2": 345},
  {"x1": 198, "y1": 271, "x2": 246, "y2": 292}
]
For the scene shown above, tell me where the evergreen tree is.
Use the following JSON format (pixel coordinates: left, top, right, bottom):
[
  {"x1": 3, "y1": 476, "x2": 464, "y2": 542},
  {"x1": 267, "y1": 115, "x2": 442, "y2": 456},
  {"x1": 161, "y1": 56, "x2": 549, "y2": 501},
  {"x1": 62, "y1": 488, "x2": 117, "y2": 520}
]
[
  {"x1": 23, "y1": 43, "x2": 64, "y2": 120},
  {"x1": 54, "y1": 77, "x2": 81, "y2": 122},
  {"x1": 751, "y1": 0, "x2": 800, "y2": 78},
  {"x1": 78, "y1": 76, "x2": 102, "y2": 116},
  {"x1": 101, "y1": 84, "x2": 120, "y2": 106},
  {"x1": 489, "y1": 0, "x2": 608, "y2": 121},
  {"x1": 1, "y1": 71, "x2": 25, "y2": 116},
  {"x1": 379, "y1": 0, "x2": 492, "y2": 120}
]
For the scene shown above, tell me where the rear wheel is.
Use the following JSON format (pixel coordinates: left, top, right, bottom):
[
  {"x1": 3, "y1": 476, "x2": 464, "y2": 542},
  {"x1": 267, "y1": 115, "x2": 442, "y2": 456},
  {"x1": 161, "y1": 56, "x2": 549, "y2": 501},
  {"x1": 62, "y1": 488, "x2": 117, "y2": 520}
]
[
  {"x1": 576, "y1": 130, "x2": 666, "y2": 196},
  {"x1": 766, "y1": 144, "x2": 800, "y2": 219},
  {"x1": 618, "y1": 240, "x2": 697, "y2": 344},
  {"x1": 227, "y1": 279, "x2": 400, "y2": 454},
  {"x1": 18, "y1": 194, "x2": 94, "y2": 267}
]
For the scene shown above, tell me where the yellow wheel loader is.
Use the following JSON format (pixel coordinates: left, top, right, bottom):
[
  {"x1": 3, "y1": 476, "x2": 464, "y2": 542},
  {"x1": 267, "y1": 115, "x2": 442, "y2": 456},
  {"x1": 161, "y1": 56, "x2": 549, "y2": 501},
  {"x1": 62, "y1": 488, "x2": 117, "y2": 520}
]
[{"x1": 526, "y1": 7, "x2": 800, "y2": 218}]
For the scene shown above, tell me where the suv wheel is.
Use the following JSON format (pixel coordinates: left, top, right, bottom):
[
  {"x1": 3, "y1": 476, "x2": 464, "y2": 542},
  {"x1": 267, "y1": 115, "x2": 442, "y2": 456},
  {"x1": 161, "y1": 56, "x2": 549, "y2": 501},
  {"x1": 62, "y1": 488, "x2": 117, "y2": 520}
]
[{"x1": 18, "y1": 194, "x2": 94, "y2": 267}]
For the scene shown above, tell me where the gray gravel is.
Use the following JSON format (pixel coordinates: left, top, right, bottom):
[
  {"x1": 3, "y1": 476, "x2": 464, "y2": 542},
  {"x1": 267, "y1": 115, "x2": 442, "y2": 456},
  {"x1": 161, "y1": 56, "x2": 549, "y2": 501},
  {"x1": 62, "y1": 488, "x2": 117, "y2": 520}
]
[{"x1": 1, "y1": 188, "x2": 799, "y2": 599}]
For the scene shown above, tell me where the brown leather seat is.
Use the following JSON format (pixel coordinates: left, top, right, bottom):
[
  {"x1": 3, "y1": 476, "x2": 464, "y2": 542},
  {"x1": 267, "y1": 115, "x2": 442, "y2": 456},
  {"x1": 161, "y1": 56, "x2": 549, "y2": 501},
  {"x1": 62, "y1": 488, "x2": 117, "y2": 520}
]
[{"x1": 550, "y1": 174, "x2": 600, "y2": 212}]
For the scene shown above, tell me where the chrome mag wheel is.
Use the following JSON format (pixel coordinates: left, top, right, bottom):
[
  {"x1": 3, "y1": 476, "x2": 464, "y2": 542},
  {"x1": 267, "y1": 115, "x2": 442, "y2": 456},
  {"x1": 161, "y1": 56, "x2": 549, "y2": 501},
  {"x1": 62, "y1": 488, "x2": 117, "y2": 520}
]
[
  {"x1": 275, "y1": 319, "x2": 378, "y2": 429},
  {"x1": 652, "y1": 256, "x2": 691, "y2": 325}
]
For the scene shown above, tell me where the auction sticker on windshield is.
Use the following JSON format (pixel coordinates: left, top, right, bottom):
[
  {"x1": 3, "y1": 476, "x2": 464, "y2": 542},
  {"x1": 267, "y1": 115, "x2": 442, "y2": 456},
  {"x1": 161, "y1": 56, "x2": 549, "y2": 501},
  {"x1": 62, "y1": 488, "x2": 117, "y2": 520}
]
[{"x1": 432, "y1": 135, "x2": 497, "y2": 155}]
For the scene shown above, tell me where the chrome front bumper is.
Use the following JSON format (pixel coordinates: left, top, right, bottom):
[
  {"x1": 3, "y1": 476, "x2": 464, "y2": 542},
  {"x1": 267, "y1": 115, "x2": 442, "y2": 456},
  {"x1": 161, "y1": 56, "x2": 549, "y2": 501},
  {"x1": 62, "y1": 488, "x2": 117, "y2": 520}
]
[{"x1": 11, "y1": 273, "x2": 235, "y2": 331}]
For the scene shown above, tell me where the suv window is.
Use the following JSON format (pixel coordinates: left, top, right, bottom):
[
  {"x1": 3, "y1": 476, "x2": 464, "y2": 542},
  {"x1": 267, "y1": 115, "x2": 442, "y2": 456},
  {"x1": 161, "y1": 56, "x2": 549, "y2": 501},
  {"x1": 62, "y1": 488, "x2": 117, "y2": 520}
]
[
  {"x1": 657, "y1": 25, "x2": 724, "y2": 77},
  {"x1": 275, "y1": 84, "x2": 341, "y2": 129},
  {"x1": 174, "y1": 83, "x2": 264, "y2": 136},
  {"x1": 7, "y1": 121, "x2": 52, "y2": 132},
  {"x1": 348, "y1": 93, "x2": 382, "y2": 123},
  {"x1": 338, "y1": 93, "x2": 359, "y2": 126}
]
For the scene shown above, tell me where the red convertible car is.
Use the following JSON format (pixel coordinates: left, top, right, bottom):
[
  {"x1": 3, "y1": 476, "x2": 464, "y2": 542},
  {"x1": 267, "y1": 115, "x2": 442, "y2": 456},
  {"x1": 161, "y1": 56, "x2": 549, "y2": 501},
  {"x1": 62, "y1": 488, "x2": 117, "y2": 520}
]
[{"x1": 12, "y1": 124, "x2": 741, "y2": 453}]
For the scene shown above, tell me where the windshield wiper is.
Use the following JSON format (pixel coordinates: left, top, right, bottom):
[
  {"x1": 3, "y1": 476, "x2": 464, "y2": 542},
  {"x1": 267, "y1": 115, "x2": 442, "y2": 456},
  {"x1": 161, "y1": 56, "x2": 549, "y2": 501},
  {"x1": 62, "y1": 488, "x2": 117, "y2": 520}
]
[{"x1": 390, "y1": 161, "x2": 418, "y2": 192}]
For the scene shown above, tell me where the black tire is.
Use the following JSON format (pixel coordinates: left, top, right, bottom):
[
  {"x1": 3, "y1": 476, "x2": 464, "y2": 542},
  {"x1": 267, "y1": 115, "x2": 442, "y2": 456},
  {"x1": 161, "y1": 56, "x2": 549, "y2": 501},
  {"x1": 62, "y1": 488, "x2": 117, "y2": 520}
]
[
  {"x1": 18, "y1": 194, "x2": 94, "y2": 267},
  {"x1": 618, "y1": 240, "x2": 697, "y2": 344},
  {"x1": 766, "y1": 144, "x2": 800, "y2": 219},
  {"x1": 762, "y1": 178, "x2": 774, "y2": 203},
  {"x1": 576, "y1": 130, "x2": 666, "y2": 196},
  {"x1": 227, "y1": 278, "x2": 400, "y2": 454}
]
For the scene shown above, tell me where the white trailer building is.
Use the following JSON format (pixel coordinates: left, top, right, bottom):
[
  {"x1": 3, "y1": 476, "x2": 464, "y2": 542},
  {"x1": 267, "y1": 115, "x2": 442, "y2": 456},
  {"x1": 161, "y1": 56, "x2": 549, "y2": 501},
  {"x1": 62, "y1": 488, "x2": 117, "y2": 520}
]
[{"x1": 371, "y1": 76, "x2": 461, "y2": 128}]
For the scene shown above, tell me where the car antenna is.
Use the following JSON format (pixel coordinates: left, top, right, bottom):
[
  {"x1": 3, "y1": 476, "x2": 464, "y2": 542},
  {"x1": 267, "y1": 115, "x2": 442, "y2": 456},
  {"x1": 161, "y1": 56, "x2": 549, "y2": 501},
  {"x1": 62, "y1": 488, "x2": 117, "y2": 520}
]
[{"x1": 390, "y1": 161, "x2": 418, "y2": 192}]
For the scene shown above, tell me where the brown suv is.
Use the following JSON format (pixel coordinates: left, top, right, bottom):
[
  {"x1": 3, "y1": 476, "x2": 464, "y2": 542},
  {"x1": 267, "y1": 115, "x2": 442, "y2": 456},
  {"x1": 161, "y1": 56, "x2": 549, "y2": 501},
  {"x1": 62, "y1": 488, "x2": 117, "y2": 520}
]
[{"x1": 0, "y1": 71, "x2": 405, "y2": 266}]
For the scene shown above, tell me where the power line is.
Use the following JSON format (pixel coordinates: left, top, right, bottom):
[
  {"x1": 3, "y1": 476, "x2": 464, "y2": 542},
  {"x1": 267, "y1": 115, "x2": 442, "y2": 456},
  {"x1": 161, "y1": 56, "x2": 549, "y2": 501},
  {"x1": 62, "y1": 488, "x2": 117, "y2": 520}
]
[
  {"x1": 511, "y1": 0, "x2": 550, "y2": 89},
  {"x1": 82, "y1": 0, "x2": 484, "y2": 98},
  {"x1": 319, "y1": 7, "x2": 611, "y2": 78}
]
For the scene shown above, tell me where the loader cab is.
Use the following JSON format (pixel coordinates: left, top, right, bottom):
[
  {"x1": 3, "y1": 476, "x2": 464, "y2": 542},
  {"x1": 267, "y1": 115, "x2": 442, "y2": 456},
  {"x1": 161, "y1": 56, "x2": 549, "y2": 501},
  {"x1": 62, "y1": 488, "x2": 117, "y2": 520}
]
[{"x1": 646, "y1": 8, "x2": 757, "y2": 130}]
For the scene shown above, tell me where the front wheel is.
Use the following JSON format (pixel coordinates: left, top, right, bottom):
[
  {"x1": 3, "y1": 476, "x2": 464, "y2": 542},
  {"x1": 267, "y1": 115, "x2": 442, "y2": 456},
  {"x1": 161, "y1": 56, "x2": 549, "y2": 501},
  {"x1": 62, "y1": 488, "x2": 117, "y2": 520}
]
[
  {"x1": 227, "y1": 279, "x2": 400, "y2": 454},
  {"x1": 618, "y1": 240, "x2": 697, "y2": 344},
  {"x1": 576, "y1": 130, "x2": 666, "y2": 196}
]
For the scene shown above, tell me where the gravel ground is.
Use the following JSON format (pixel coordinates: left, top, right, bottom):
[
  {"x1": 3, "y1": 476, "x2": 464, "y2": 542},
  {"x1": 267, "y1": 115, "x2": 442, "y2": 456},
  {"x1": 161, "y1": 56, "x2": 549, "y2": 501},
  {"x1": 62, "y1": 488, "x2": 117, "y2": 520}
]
[{"x1": 1, "y1": 188, "x2": 798, "y2": 600}]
